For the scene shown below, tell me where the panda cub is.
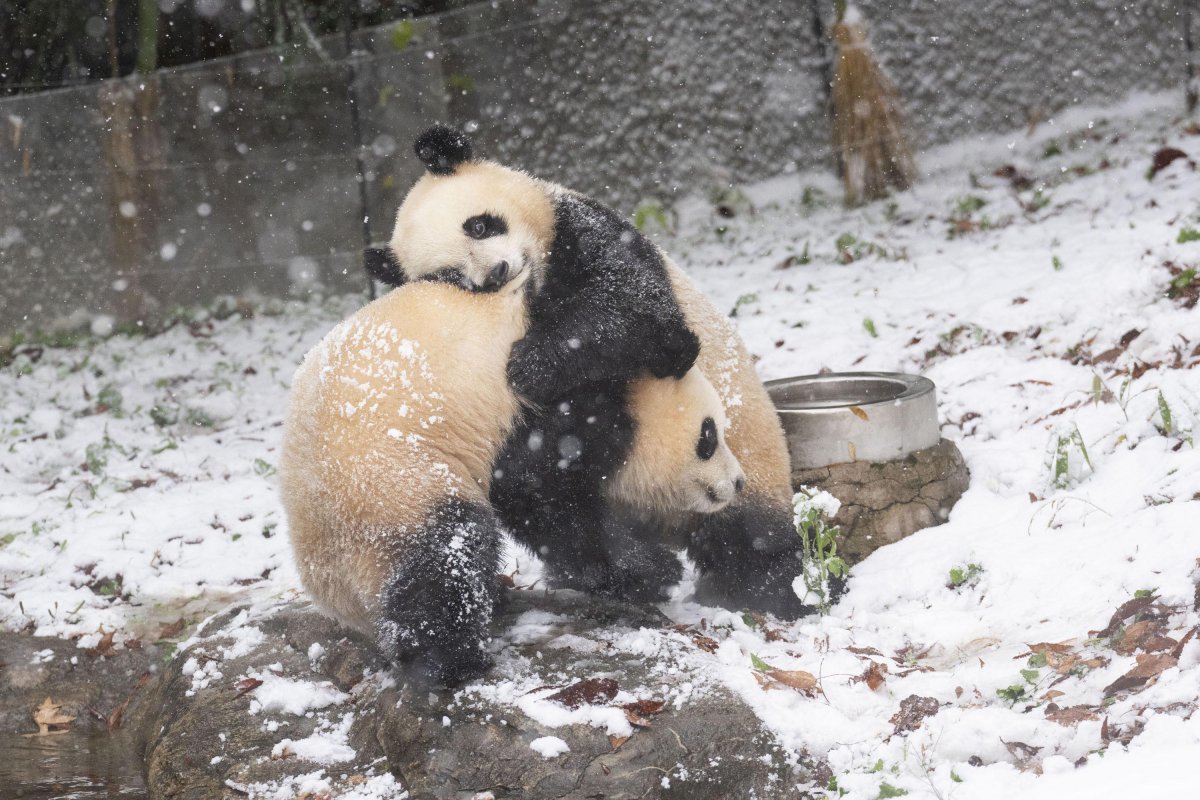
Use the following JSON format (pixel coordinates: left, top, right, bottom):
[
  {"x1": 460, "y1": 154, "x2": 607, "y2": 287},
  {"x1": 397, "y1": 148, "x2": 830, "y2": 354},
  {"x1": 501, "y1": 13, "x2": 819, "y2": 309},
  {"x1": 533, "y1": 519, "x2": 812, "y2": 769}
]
[
  {"x1": 371, "y1": 127, "x2": 811, "y2": 618},
  {"x1": 281, "y1": 275, "x2": 743, "y2": 685}
]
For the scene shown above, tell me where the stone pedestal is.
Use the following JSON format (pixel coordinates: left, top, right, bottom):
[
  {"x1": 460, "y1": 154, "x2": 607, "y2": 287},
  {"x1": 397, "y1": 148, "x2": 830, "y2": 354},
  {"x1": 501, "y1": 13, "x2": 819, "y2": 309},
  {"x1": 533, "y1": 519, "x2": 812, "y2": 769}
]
[{"x1": 791, "y1": 439, "x2": 969, "y2": 564}]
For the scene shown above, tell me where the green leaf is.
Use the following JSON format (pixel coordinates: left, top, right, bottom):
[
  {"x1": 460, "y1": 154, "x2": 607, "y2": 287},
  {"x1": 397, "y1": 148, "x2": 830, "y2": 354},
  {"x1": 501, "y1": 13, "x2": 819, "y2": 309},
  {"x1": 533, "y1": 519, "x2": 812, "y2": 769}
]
[
  {"x1": 878, "y1": 781, "x2": 908, "y2": 798},
  {"x1": 253, "y1": 458, "x2": 277, "y2": 478},
  {"x1": 1020, "y1": 668, "x2": 1040, "y2": 684},
  {"x1": 750, "y1": 653, "x2": 773, "y2": 671},
  {"x1": 949, "y1": 567, "x2": 965, "y2": 587},
  {"x1": 950, "y1": 769, "x2": 963, "y2": 783},
  {"x1": 1134, "y1": 588, "x2": 1155, "y2": 599},
  {"x1": 1177, "y1": 227, "x2": 1200, "y2": 244},
  {"x1": 741, "y1": 612, "x2": 758, "y2": 630},
  {"x1": 1028, "y1": 651, "x2": 1048, "y2": 668},
  {"x1": 391, "y1": 20, "x2": 414, "y2": 50},
  {"x1": 1157, "y1": 390, "x2": 1173, "y2": 435},
  {"x1": 863, "y1": 318, "x2": 878, "y2": 338},
  {"x1": 1052, "y1": 255, "x2": 1064, "y2": 271}
]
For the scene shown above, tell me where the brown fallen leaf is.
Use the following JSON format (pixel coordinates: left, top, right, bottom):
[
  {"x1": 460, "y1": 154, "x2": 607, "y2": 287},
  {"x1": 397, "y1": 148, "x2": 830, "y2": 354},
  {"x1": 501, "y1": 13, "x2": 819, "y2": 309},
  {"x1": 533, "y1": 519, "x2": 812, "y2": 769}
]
[
  {"x1": 623, "y1": 709, "x2": 654, "y2": 728},
  {"x1": 1021, "y1": 641, "x2": 1074, "y2": 659},
  {"x1": 622, "y1": 699, "x2": 666, "y2": 717},
  {"x1": 233, "y1": 677, "x2": 264, "y2": 699},
  {"x1": 1149, "y1": 146, "x2": 1190, "y2": 178},
  {"x1": 890, "y1": 695, "x2": 939, "y2": 735},
  {"x1": 30, "y1": 697, "x2": 75, "y2": 736},
  {"x1": 768, "y1": 670, "x2": 819, "y2": 693},
  {"x1": 546, "y1": 677, "x2": 618, "y2": 709},
  {"x1": 85, "y1": 627, "x2": 117, "y2": 658},
  {"x1": 1044, "y1": 704, "x2": 1098, "y2": 727},
  {"x1": 1041, "y1": 689, "x2": 1065, "y2": 702},
  {"x1": 158, "y1": 618, "x2": 186, "y2": 641},
  {"x1": 692, "y1": 634, "x2": 720, "y2": 653},
  {"x1": 1103, "y1": 653, "x2": 1178, "y2": 696},
  {"x1": 856, "y1": 661, "x2": 888, "y2": 691},
  {"x1": 848, "y1": 645, "x2": 883, "y2": 658},
  {"x1": 1113, "y1": 619, "x2": 1169, "y2": 655},
  {"x1": 1171, "y1": 627, "x2": 1197, "y2": 660},
  {"x1": 609, "y1": 735, "x2": 629, "y2": 750},
  {"x1": 848, "y1": 405, "x2": 870, "y2": 422},
  {"x1": 1091, "y1": 595, "x2": 1159, "y2": 638},
  {"x1": 1001, "y1": 738, "x2": 1042, "y2": 761}
]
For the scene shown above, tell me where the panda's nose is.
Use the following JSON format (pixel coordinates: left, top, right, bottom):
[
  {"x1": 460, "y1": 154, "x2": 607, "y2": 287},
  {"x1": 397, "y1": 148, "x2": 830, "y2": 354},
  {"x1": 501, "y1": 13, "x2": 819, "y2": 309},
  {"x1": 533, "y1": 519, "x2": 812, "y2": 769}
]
[
  {"x1": 734, "y1": 475, "x2": 746, "y2": 495},
  {"x1": 481, "y1": 260, "x2": 509, "y2": 290}
]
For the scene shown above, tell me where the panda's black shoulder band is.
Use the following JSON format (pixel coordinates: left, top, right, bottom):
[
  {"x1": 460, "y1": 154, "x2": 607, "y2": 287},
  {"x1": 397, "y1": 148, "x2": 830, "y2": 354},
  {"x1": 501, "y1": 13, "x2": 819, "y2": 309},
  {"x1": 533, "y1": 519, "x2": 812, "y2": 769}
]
[{"x1": 414, "y1": 125, "x2": 473, "y2": 175}]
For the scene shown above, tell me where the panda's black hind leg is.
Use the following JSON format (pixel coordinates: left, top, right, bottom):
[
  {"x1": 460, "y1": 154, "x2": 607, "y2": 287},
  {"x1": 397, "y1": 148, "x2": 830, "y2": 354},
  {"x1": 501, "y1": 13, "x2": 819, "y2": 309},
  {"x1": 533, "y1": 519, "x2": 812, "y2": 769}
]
[{"x1": 376, "y1": 498, "x2": 501, "y2": 687}]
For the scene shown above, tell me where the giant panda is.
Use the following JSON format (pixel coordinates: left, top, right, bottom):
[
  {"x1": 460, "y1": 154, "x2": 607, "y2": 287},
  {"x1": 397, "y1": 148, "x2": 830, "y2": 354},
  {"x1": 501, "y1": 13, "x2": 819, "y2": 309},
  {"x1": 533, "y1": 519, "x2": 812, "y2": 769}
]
[
  {"x1": 369, "y1": 126, "x2": 809, "y2": 618},
  {"x1": 281, "y1": 274, "x2": 745, "y2": 685}
]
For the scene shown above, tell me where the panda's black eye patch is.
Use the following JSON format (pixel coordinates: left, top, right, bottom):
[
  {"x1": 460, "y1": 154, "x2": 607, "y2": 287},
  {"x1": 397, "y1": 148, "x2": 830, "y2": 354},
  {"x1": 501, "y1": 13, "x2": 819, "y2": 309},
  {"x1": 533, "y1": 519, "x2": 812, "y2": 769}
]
[
  {"x1": 697, "y1": 417, "x2": 718, "y2": 461},
  {"x1": 463, "y1": 214, "x2": 507, "y2": 240}
]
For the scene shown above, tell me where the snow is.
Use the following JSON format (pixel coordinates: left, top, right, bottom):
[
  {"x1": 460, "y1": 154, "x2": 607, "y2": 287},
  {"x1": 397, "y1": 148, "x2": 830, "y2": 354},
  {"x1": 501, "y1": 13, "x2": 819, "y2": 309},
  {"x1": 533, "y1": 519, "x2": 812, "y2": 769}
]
[
  {"x1": 529, "y1": 735, "x2": 570, "y2": 758},
  {"x1": 1, "y1": 89, "x2": 1199, "y2": 797}
]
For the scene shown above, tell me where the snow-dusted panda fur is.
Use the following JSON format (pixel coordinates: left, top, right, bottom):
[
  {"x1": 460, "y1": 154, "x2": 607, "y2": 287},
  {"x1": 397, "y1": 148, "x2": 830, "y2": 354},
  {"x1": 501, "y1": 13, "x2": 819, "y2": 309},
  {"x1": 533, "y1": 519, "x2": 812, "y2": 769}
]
[
  {"x1": 368, "y1": 126, "x2": 809, "y2": 617},
  {"x1": 281, "y1": 276, "x2": 744, "y2": 684}
]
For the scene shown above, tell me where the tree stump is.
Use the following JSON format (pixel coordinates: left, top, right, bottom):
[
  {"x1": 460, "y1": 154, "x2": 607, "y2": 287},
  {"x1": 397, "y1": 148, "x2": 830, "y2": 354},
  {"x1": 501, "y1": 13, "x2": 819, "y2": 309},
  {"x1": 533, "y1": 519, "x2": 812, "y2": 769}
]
[{"x1": 792, "y1": 439, "x2": 969, "y2": 564}]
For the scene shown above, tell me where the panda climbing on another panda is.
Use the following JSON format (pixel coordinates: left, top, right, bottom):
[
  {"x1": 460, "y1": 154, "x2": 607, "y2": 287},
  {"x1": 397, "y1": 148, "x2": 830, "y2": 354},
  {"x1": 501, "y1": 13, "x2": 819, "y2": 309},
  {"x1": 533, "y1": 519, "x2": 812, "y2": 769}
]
[
  {"x1": 281, "y1": 273, "x2": 745, "y2": 685},
  {"x1": 370, "y1": 126, "x2": 814, "y2": 619}
]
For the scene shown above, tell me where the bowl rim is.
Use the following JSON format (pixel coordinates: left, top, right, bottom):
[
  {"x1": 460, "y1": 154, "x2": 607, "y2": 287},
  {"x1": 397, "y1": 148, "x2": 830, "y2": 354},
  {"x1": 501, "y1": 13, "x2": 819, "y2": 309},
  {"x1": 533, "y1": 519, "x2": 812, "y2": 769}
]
[{"x1": 764, "y1": 371, "x2": 935, "y2": 412}]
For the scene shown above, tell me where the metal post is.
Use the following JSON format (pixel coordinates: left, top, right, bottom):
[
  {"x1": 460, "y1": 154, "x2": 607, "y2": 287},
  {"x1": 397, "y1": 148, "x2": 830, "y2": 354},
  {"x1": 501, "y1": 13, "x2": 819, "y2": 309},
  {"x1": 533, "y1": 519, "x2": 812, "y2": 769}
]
[{"x1": 342, "y1": 0, "x2": 376, "y2": 300}]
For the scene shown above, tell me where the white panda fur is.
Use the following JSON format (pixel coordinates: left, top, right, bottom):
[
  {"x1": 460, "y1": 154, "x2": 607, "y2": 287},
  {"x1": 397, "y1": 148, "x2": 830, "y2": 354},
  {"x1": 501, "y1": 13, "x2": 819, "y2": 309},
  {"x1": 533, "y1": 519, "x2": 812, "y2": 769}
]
[{"x1": 281, "y1": 276, "x2": 744, "y2": 684}]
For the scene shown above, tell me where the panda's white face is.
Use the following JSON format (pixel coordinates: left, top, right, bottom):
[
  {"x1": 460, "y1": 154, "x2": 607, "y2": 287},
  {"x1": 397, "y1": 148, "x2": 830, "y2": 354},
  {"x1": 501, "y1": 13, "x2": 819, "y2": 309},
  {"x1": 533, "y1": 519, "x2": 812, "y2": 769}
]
[
  {"x1": 389, "y1": 161, "x2": 556, "y2": 293},
  {"x1": 613, "y1": 369, "x2": 746, "y2": 515}
]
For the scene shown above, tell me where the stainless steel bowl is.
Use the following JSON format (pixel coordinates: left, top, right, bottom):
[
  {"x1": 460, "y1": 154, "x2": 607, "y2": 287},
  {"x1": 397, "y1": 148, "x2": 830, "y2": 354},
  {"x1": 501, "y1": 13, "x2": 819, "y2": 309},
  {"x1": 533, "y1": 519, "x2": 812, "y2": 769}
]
[{"x1": 765, "y1": 372, "x2": 940, "y2": 469}]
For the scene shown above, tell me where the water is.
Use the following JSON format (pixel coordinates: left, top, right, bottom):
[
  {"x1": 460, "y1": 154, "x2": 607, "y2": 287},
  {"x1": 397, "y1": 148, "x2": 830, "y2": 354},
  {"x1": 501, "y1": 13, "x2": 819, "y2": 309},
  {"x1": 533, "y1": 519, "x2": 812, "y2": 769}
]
[{"x1": 0, "y1": 732, "x2": 145, "y2": 799}]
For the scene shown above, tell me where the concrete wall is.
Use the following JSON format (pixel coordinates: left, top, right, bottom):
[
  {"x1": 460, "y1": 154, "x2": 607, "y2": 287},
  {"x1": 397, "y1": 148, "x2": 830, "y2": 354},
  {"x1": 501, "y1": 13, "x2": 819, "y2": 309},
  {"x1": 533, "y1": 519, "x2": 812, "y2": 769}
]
[{"x1": 0, "y1": 0, "x2": 1188, "y2": 334}]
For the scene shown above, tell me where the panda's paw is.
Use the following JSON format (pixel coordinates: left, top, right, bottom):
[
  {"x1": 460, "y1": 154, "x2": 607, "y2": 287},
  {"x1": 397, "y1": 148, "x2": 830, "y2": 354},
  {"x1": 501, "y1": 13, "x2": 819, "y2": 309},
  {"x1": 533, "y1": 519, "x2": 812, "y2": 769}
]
[
  {"x1": 507, "y1": 339, "x2": 558, "y2": 403},
  {"x1": 600, "y1": 545, "x2": 683, "y2": 603},
  {"x1": 418, "y1": 640, "x2": 495, "y2": 688},
  {"x1": 693, "y1": 557, "x2": 817, "y2": 621},
  {"x1": 648, "y1": 325, "x2": 701, "y2": 380}
]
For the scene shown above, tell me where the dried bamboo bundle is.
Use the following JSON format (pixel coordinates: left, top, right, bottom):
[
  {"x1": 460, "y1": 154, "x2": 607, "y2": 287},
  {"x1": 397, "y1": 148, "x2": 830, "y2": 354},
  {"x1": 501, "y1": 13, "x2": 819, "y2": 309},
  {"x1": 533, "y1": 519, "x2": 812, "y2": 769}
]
[{"x1": 831, "y1": 8, "x2": 916, "y2": 206}]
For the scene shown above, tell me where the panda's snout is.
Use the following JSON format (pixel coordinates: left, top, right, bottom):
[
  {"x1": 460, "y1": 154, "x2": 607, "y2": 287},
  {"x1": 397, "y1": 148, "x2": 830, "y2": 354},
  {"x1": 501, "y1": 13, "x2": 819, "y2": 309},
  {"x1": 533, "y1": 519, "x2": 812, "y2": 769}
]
[
  {"x1": 480, "y1": 260, "x2": 510, "y2": 290},
  {"x1": 706, "y1": 476, "x2": 743, "y2": 506}
]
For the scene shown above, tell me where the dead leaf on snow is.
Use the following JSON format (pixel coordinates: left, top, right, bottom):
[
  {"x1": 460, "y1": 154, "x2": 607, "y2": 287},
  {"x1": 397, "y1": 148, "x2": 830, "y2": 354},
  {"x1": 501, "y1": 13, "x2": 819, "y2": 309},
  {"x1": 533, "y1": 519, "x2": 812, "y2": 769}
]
[
  {"x1": 692, "y1": 634, "x2": 720, "y2": 653},
  {"x1": 29, "y1": 697, "x2": 75, "y2": 736},
  {"x1": 623, "y1": 709, "x2": 654, "y2": 728},
  {"x1": 1114, "y1": 619, "x2": 1177, "y2": 655},
  {"x1": 1171, "y1": 627, "x2": 1197, "y2": 660},
  {"x1": 1044, "y1": 703, "x2": 1098, "y2": 726},
  {"x1": 1103, "y1": 653, "x2": 1178, "y2": 697},
  {"x1": 1022, "y1": 641, "x2": 1074, "y2": 658},
  {"x1": 889, "y1": 695, "x2": 940, "y2": 735},
  {"x1": 546, "y1": 677, "x2": 618, "y2": 709},
  {"x1": 1001, "y1": 738, "x2": 1042, "y2": 761},
  {"x1": 768, "y1": 669, "x2": 820, "y2": 694},
  {"x1": 609, "y1": 735, "x2": 629, "y2": 750},
  {"x1": 233, "y1": 677, "x2": 264, "y2": 699},
  {"x1": 855, "y1": 661, "x2": 888, "y2": 691},
  {"x1": 847, "y1": 645, "x2": 883, "y2": 658}
]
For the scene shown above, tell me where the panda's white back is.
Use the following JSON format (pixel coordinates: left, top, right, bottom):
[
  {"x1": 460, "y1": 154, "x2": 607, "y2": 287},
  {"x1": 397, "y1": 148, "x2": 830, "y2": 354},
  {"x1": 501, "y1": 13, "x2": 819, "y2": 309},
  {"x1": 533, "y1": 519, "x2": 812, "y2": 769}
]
[{"x1": 280, "y1": 280, "x2": 527, "y2": 630}]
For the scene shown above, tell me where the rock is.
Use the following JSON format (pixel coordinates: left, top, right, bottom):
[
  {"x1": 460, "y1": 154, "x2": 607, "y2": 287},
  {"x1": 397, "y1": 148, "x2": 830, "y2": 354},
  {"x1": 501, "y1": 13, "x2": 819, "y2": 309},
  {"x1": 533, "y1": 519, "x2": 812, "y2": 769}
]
[
  {"x1": 0, "y1": 629, "x2": 159, "y2": 734},
  {"x1": 126, "y1": 591, "x2": 820, "y2": 799},
  {"x1": 792, "y1": 438, "x2": 969, "y2": 564}
]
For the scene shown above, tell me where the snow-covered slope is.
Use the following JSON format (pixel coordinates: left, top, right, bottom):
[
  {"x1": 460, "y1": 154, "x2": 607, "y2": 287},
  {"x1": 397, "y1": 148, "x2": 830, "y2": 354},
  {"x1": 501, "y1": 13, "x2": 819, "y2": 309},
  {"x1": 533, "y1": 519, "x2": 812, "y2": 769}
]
[{"x1": 2, "y1": 91, "x2": 1198, "y2": 798}]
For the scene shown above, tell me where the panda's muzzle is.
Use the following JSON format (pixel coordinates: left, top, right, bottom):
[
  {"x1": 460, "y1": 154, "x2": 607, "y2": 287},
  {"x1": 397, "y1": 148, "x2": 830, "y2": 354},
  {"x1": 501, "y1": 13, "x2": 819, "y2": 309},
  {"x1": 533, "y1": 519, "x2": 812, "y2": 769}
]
[{"x1": 478, "y1": 261, "x2": 510, "y2": 291}]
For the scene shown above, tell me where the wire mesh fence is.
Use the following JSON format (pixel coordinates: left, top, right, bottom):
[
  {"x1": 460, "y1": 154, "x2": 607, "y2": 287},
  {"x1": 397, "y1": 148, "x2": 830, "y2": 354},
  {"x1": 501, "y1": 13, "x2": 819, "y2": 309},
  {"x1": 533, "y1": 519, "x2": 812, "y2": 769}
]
[{"x1": 0, "y1": 0, "x2": 1188, "y2": 334}]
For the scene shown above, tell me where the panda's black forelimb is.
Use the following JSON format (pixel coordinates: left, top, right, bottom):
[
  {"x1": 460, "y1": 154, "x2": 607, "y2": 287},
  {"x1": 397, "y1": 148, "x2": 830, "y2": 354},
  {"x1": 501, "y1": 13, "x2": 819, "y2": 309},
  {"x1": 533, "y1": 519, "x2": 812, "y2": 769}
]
[
  {"x1": 687, "y1": 498, "x2": 826, "y2": 620},
  {"x1": 376, "y1": 498, "x2": 501, "y2": 687},
  {"x1": 507, "y1": 194, "x2": 699, "y2": 404},
  {"x1": 490, "y1": 383, "x2": 681, "y2": 602}
]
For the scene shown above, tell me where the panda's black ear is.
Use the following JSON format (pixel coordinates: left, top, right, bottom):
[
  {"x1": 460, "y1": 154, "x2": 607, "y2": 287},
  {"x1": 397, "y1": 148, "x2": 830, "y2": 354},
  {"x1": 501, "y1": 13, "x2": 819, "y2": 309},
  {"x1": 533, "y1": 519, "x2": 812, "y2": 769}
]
[
  {"x1": 414, "y1": 125, "x2": 473, "y2": 175},
  {"x1": 364, "y1": 247, "x2": 407, "y2": 287}
]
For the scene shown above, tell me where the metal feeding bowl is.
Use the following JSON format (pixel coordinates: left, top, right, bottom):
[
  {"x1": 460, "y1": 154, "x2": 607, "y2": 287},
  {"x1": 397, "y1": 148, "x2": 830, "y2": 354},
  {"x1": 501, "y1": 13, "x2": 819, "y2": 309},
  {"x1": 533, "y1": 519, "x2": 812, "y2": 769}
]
[{"x1": 766, "y1": 372, "x2": 941, "y2": 469}]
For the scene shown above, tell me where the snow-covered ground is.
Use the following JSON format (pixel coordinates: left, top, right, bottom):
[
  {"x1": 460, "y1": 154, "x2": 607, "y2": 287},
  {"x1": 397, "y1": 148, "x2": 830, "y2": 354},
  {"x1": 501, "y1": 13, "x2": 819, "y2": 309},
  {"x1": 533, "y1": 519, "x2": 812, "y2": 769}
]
[{"x1": 2, "y1": 91, "x2": 1199, "y2": 798}]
